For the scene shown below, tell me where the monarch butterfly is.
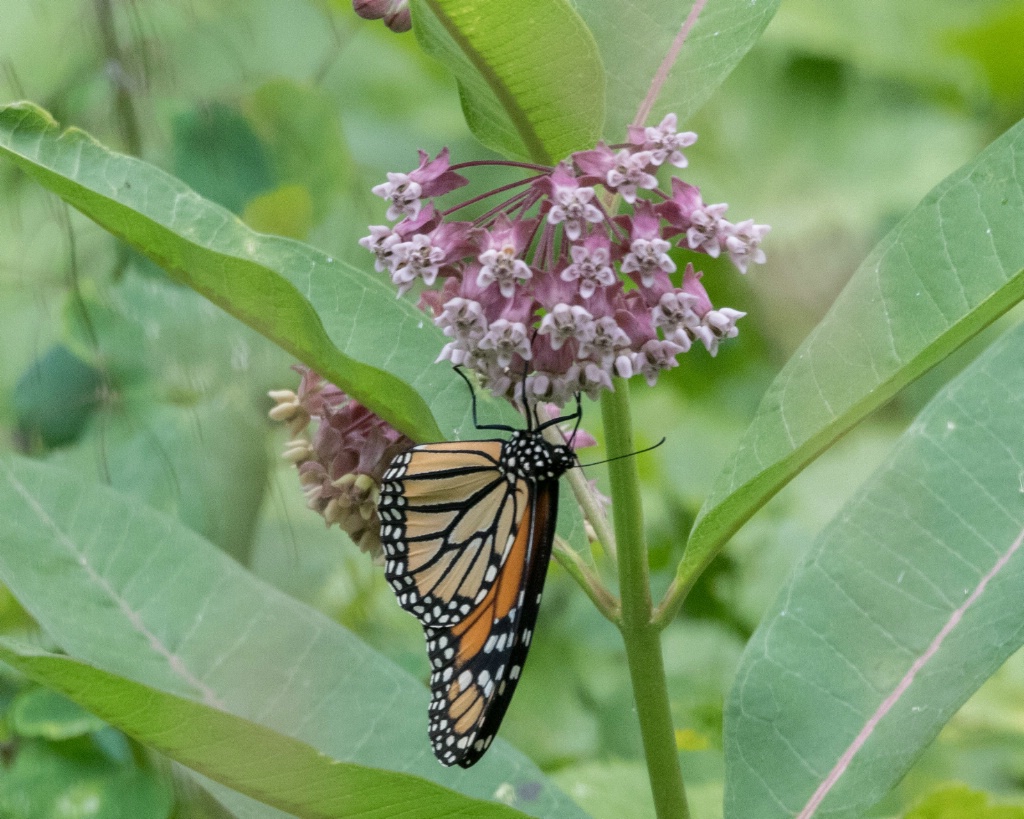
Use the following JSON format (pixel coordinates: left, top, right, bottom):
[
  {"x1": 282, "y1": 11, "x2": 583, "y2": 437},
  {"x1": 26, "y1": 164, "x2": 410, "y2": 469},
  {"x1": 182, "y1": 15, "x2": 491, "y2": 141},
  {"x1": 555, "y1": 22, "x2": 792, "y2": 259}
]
[{"x1": 378, "y1": 369, "x2": 581, "y2": 767}]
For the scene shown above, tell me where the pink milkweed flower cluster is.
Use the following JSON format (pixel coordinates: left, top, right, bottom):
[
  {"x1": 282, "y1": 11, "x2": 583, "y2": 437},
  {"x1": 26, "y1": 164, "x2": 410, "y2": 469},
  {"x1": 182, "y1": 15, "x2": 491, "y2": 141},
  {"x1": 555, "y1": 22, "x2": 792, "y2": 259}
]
[
  {"x1": 268, "y1": 366, "x2": 414, "y2": 558},
  {"x1": 361, "y1": 114, "x2": 769, "y2": 407}
]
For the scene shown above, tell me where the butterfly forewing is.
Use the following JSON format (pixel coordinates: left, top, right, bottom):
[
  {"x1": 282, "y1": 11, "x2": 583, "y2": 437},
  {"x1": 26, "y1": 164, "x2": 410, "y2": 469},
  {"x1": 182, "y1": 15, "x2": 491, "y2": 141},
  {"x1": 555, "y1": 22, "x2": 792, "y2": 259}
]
[{"x1": 380, "y1": 441, "x2": 523, "y2": 627}]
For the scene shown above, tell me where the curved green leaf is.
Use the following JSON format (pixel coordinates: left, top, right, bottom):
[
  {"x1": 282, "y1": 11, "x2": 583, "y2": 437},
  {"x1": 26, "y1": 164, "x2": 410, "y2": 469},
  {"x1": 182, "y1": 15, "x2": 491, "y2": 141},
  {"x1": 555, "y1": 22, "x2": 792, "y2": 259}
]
[
  {"x1": 683, "y1": 118, "x2": 1024, "y2": 588},
  {"x1": 724, "y1": 320, "x2": 1024, "y2": 818},
  {"x1": 575, "y1": 0, "x2": 780, "y2": 138},
  {"x1": 0, "y1": 643, "x2": 531, "y2": 819},
  {"x1": 0, "y1": 454, "x2": 588, "y2": 819},
  {"x1": 0, "y1": 101, "x2": 451, "y2": 442},
  {"x1": 412, "y1": 0, "x2": 604, "y2": 163}
]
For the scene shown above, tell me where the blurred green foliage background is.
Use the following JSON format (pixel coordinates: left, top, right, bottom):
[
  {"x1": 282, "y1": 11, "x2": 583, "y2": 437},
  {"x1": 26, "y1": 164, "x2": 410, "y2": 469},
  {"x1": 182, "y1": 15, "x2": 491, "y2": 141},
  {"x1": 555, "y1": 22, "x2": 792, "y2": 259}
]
[{"x1": 2, "y1": 0, "x2": 1024, "y2": 816}]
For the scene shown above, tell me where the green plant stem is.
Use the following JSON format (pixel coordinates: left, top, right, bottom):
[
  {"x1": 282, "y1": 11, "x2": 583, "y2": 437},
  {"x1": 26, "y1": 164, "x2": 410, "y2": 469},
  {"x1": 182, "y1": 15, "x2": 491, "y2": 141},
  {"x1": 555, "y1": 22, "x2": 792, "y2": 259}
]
[
  {"x1": 552, "y1": 537, "x2": 620, "y2": 623},
  {"x1": 601, "y1": 381, "x2": 689, "y2": 819}
]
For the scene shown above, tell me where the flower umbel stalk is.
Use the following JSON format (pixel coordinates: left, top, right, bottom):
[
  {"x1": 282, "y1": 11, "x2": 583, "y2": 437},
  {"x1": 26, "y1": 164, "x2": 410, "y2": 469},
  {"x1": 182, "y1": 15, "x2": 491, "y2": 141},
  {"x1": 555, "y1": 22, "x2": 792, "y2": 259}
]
[{"x1": 602, "y1": 381, "x2": 689, "y2": 819}]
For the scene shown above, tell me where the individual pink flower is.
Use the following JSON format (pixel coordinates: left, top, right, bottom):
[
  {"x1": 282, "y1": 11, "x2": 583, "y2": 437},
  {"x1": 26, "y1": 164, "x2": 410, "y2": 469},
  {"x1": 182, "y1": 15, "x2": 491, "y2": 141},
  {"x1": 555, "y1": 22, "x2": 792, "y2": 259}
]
[
  {"x1": 476, "y1": 319, "x2": 532, "y2": 369},
  {"x1": 537, "y1": 304, "x2": 596, "y2": 351},
  {"x1": 693, "y1": 308, "x2": 747, "y2": 357},
  {"x1": 358, "y1": 225, "x2": 402, "y2": 272},
  {"x1": 560, "y1": 235, "x2": 616, "y2": 299},
  {"x1": 724, "y1": 220, "x2": 771, "y2": 274},
  {"x1": 620, "y1": 202, "x2": 676, "y2": 288},
  {"x1": 631, "y1": 339, "x2": 686, "y2": 386},
  {"x1": 578, "y1": 316, "x2": 632, "y2": 369},
  {"x1": 575, "y1": 144, "x2": 658, "y2": 203},
  {"x1": 476, "y1": 215, "x2": 537, "y2": 297},
  {"x1": 390, "y1": 219, "x2": 476, "y2": 296},
  {"x1": 652, "y1": 290, "x2": 701, "y2": 352},
  {"x1": 627, "y1": 113, "x2": 697, "y2": 168},
  {"x1": 372, "y1": 148, "x2": 468, "y2": 219},
  {"x1": 543, "y1": 165, "x2": 604, "y2": 241}
]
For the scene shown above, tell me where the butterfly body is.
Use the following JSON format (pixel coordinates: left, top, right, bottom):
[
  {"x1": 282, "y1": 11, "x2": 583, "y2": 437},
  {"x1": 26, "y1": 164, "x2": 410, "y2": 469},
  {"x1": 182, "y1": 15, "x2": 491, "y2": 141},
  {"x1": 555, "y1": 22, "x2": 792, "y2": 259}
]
[{"x1": 379, "y1": 426, "x2": 576, "y2": 767}]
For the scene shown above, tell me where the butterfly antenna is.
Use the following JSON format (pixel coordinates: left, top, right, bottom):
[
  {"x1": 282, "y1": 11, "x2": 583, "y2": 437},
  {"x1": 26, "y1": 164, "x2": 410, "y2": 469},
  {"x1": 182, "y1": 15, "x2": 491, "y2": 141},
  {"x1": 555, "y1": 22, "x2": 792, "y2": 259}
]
[
  {"x1": 453, "y1": 365, "x2": 482, "y2": 429},
  {"x1": 576, "y1": 437, "x2": 667, "y2": 469},
  {"x1": 519, "y1": 345, "x2": 535, "y2": 430},
  {"x1": 568, "y1": 393, "x2": 583, "y2": 446},
  {"x1": 453, "y1": 365, "x2": 516, "y2": 434}
]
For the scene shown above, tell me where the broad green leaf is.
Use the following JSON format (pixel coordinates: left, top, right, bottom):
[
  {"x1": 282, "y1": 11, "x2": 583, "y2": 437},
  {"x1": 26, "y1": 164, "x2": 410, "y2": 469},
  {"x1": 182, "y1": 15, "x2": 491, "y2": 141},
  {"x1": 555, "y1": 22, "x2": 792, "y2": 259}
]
[
  {"x1": 0, "y1": 642, "x2": 531, "y2": 819},
  {"x1": 191, "y1": 777, "x2": 294, "y2": 819},
  {"x1": 684, "y1": 117, "x2": 1024, "y2": 585},
  {"x1": 0, "y1": 454, "x2": 588, "y2": 818},
  {"x1": 574, "y1": 0, "x2": 780, "y2": 138},
  {"x1": 724, "y1": 320, "x2": 1024, "y2": 818},
  {"x1": 411, "y1": 0, "x2": 604, "y2": 163},
  {"x1": 0, "y1": 101, "x2": 451, "y2": 442},
  {"x1": 54, "y1": 398, "x2": 270, "y2": 566}
]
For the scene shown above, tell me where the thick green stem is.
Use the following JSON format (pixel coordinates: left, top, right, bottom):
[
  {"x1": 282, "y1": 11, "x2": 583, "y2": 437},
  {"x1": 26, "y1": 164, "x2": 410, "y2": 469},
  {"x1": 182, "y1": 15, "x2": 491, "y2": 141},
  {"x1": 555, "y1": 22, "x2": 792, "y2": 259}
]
[{"x1": 601, "y1": 381, "x2": 689, "y2": 819}]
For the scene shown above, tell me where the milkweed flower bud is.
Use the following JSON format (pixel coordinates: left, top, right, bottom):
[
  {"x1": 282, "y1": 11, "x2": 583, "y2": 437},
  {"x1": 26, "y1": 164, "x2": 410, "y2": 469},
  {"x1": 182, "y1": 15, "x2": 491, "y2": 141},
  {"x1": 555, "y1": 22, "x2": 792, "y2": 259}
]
[
  {"x1": 268, "y1": 366, "x2": 414, "y2": 557},
  {"x1": 352, "y1": 0, "x2": 410, "y2": 33},
  {"x1": 267, "y1": 389, "x2": 309, "y2": 435},
  {"x1": 362, "y1": 114, "x2": 769, "y2": 405}
]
